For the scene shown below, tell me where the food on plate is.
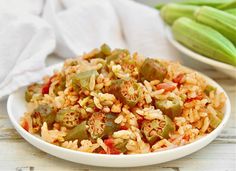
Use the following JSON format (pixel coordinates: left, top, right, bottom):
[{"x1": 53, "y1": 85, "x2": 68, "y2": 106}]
[
  {"x1": 21, "y1": 45, "x2": 226, "y2": 154},
  {"x1": 172, "y1": 17, "x2": 236, "y2": 66}
]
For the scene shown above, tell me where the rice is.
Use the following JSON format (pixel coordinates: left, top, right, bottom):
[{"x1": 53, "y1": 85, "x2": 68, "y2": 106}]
[{"x1": 21, "y1": 45, "x2": 226, "y2": 154}]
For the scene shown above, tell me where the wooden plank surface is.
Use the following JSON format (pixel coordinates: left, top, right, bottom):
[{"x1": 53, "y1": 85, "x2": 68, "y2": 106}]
[{"x1": 0, "y1": 56, "x2": 235, "y2": 171}]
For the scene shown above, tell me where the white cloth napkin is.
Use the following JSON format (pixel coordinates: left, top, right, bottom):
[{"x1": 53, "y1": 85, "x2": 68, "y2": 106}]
[
  {"x1": 0, "y1": 13, "x2": 55, "y2": 98},
  {"x1": 0, "y1": 0, "x2": 180, "y2": 98}
]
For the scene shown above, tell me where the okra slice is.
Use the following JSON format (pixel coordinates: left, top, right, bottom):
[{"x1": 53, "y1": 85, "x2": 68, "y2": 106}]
[
  {"x1": 72, "y1": 70, "x2": 98, "y2": 91},
  {"x1": 140, "y1": 58, "x2": 167, "y2": 82},
  {"x1": 109, "y1": 79, "x2": 141, "y2": 107},
  {"x1": 88, "y1": 113, "x2": 119, "y2": 139},
  {"x1": 31, "y1": 104, "x2": 56, "y2": 130},
  {"x1": 155, "y1": 98, "x2": 182, "y2": 119},
  {"x1": 141, "y1": 115, "x2": 175, "y2": 144},
  {"x1": 55, "y1": 109, "x2": 80, "y2": 128},
  {"x1": 25, "y1": 83, "x2": 42, "y2": 102},
  {"x1": 64, "y1": 121, "x2": 88, "y2": 142}
]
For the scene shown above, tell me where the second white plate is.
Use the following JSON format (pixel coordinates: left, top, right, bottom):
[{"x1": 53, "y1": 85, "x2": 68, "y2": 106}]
[{"x1": 165, "y1": 26, "x2": 236, "y2": 79}]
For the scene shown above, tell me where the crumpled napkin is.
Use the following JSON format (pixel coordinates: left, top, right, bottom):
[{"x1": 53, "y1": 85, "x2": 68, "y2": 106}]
[
  {"x1": 0, "y1": 0, "x2": 180, "y2": 98},
  {"x1": 0, "y1": 13, "x2": 55, "y2": 98},
  {"x1": 43, "y1": 0, "x2": 179, "y2": 59}
]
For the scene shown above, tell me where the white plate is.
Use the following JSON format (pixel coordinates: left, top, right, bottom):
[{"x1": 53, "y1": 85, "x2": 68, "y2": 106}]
[
  {"x1": 165, "y1": 26, "x2": 236, "y2": 79},
  {"x1": 7, "y1": 63, "x2": 231, "y2": 167}
]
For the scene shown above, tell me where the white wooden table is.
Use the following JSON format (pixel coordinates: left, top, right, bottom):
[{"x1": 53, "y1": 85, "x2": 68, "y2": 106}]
[{"x1": 0, "y1": 55, "x2": 235, "y2": 171}]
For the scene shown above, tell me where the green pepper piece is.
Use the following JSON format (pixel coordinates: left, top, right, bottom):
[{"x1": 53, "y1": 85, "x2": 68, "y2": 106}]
[
  {"x1": 104, "y1": 120, "x2": 119, "y2": 137},
  {"x1": 204, "y1": 85, "x2": 216, "y2": 95},
  {"x1": 101, "y1": 43, "x2": 111, "y2": 56},
  {"x1": 141, "y1": 115, "x2": 175, "y2": 144},
  {"x1": 88, "y1": 113, "x2": 119, "y2": 139},
  {"x1": 161, "y1": 116, "x2": 175, "y2": 138},
  {"x1": 208, "y1": 112, "x2": 222, "y2": 129},
  {"x1": 72, "y1": 70, "x2": 98, "y2": 91},
  {"x1": 109, "y1": 79, "x2": 141, "y2": 107},
  {"x1": 115, "y1": 139, "x2": 128, "y2": 153},
  {"x1": 93, "y1": 51, "x2": 106, "y2": 59},
  {"x1": 25, "y1": 83, "x2": 42, "y2": 102},
  {"x1": 155, "y1": 98, "x2": 182, "y2": 119},
  {"x1": 55, "y1": 109, "x2": 80, "y2": 128},
  {"x1": 53, "y1": 76, "x2": 66, "y2": 95},
  {"x1": 140, "y1": 58, "x2": 167, "y2": 82},
  {"x1": 64, "y1": 121, "x2": 89, "y2": 142}
]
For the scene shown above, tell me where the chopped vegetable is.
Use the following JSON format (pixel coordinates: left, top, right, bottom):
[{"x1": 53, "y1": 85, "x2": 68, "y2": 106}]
[
  {"x1": 106, "y1": 54, "x2": 119, "y2": 64},
  {"x1": 185, "y1": 94, "x2": 203, "y2": 103},
  {"x1": 156, "y1": 83, "x2": 176, "y2": 92},
  {"x1": 25, "y1": 83, "x2": 42, "y2": 102},
  {"x1": 106, "y1": 49, "x2": 130, "y2": 64},
  {"x1": 204, "y1": 85, "x2": 216, "y2": 95},
  {"x1": 31, "y1": 104, "x2": 56, "y2": 131},
  {"x1": 55, "y1": 109, "x2": 80, "y2": 128},
  {"x1": 173, "y1": 73, "x2": 185, "y2": 84},
  {"x1": 22, "y1": 119, "x2": 29, "y2": 132},
  {"x1": 64, "y1": 121, "x2": 88, "y2": 142},
  {"x1": 93, "y1": 51, "x2": 105, "y2": 59},
  {"x1": 115, "y1": 139, "x2": 128, "y2": 153},
  {"x1": 72, "y1": 70, "x2": 98, "y2": 91},
  {"x1": 109, "y1": 79, "x2": 141, "y2": 107},
  {"x1": 101, "y1": 43, "x2": 111, "y2": 56},
  {"x1": 35, "y1": 104, "x2": 55, "y2": 124},
  {"x1": 70, "y1": 61, "x2": 78, "y2": 66},
  {"x1": 31, "y1": 112, "x2": 42, "y2": 132},
  {"x1": 208, "y1": 112, "x2": 222, "y2": 129},
  {"x1": 141, "y1": 115, "x2": 175, "y2": 144},
  {"x1": 155, "y1": 98, "x2": 182, "y2": 119},
  {"x1": 53, "y1": 76, "x2": 66, "y2": 95},
  {"x1": 88, "y1": 113, "x2": 119, "y2": 139},
  {"x1": 104, "y1": 138, "x2": 121, "y2": 154},
  {"x1": 140, "y1": 58, "x2": 167, "y2": 82},
  {"x1": 42, "y1": 76, "x2": 55, "y2": 95},
  {"x1": 217, "y1": 111, "x2": 224, "y2": 120}
]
